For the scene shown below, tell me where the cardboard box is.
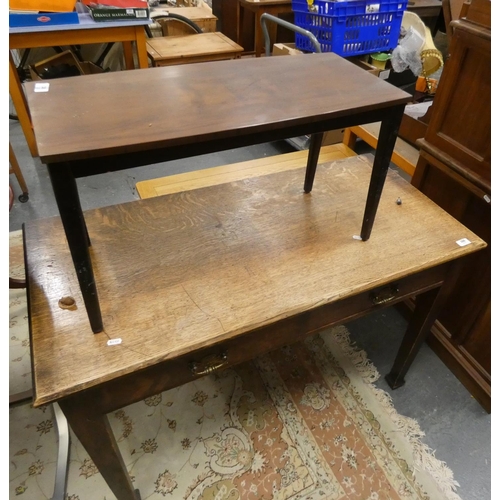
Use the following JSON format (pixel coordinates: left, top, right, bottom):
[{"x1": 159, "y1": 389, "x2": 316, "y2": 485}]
[
  {"x1": 272, "y1": 43, "x2": 304, "y2": 56},
  {"x1": 347, "y1": 56, "x2": 390, "y2": 80},
  {"x1": 321, "y1": 129, "x2": 346, "y2": 146},
  {"x1": 29, "y1": 50, "x2": 104, "y2": 80}
]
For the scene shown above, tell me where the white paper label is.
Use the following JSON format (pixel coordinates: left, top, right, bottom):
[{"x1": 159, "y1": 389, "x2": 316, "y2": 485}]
[
  {"x1": 366, "y1": 3, "x2": 380, "y2": 13},
  {"x1": 456, "y1": 238, "x2": 471, "y2": 247},
  {"x1": 107, "y1": 338, "x2": 122, "y2": 346},
  {"x1": 379, "y1": 69, "x2": 390, "y2": 80},
  {"x1": 34, "y1": 83, "x2": 50, "y2": 93},
  {"x1": 352, "y1": 235, "x2": 362, "y2": 240}
]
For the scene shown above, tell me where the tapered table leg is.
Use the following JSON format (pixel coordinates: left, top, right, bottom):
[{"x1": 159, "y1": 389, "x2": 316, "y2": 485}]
[
  {"x1": 360, "y1": 104, "x2": 406, "y2": 241},
  {"x1": 303, "y1": 132, "x2": 324, "y2": 193},
  {"x1": 58, "y1": 399, "x2": 141, "y2": 500},
  {"x1": 386, "y1": 259, "x2": 464, "y2": 389},
  {"x1": 47, "y1": 163, "x2": 103, "y2": 333}
]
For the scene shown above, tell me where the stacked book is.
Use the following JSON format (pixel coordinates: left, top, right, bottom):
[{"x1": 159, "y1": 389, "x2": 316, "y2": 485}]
[{"x1": 81, "y1": 0, "x2": 150, "y2": 21}]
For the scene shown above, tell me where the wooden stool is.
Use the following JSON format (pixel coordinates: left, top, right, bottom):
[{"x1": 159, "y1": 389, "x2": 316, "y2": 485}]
[{"x1": 147, "y1": 32, "x2": 244, "y2": 66}]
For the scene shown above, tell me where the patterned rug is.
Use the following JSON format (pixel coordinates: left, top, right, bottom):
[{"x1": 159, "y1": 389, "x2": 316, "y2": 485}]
[{"x1": 9, "y1": 230, "x2": 461, "y2": 500}]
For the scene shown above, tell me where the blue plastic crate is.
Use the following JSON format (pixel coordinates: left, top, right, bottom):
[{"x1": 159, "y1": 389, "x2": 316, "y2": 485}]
[{"x1": 292, "y1": 0, "x2": 408, "y2": 57}]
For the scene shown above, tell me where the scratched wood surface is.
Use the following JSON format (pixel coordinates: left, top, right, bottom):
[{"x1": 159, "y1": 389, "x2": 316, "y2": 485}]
[{"x1": 25, "y1": 155, "x2": 486, "y2": 406}]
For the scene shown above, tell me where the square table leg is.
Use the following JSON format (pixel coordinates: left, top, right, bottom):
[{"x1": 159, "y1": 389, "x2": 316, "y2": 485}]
[
  {"x1": 385, "y1": 259, "x2": 465, "y2": 389},
  {"x1": 303, "y1": 132, "x2": 324, "y2": 193},
  {"x1": 9, "y1": 52, "x2": 38, "y2": 157},
  {"x1": 360, "y1": 104, "x2": 406, "y2": 240},
  {"x1": 303, "y1": 104, "x2": 406, "y2": 241},
  {"x1": 47, "y1": 163, "x2": 103, "y2": 333},
  {"x1": 58, "y1": 399, "x2": 141, "y2": 500}
]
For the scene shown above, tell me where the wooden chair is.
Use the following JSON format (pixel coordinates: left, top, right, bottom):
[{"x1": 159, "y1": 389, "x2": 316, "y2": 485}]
[{"x1": 9, "y1": 142, "x2": 29, "y2": 203}]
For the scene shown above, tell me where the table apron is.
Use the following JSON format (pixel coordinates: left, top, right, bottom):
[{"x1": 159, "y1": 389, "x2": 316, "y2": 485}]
[
  {"x1": 49, "y1": 262, "x2": 448, "y2": 415},
  {"x1": 55, "y1": 105, "x2": 408, "y2": 175},
  {"x1": 10, "y1": 27, "x2": 142, "y2": 50}
]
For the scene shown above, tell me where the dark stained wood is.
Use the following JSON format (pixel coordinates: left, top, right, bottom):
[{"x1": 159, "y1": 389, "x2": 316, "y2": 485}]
[
  {"x1": 238, "y1": 0, "x2": 293, "y2": 57},
  {"x1": 422, "y1": 16, "x2": 491, "y2": 186},
  {"x1": 24, "y1": 53, "x2": 411, "y2": 165},
  {"x1": 24, "y1": 53, "x2": 412, "y2": 332},
  {"x1": 407, "y1": 0, "x2": 443, "y2": 34},
  {"x1": 406, "y1": 0, "x2": 491, "y2": 412},
  {"x1": 303, "y1": 132, "x2": 323, "y2": 193}
]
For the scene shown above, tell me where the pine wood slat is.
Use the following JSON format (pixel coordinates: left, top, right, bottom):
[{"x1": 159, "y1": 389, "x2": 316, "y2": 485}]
[{"x1": 136, "y1": 144, "x2": 356, "y2": 198}]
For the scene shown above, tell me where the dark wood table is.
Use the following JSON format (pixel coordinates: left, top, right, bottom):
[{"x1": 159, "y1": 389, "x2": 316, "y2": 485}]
[
  {"x1": 24, "y1": 52, "x2": 411, "y2": 333},
  {"x1": 407, "y1": 0, "x2": 444, "y2": 35},
  {"x1": 25, "y1": 155, "x2": 485, "y2": 500},
  {"x1": 237, "y1": 0, "x2": 292, "y2": 56}
]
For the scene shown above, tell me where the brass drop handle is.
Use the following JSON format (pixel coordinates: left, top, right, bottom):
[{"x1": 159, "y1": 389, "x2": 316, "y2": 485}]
[
  {"x1": 370, "y1": 285, "x2": 399, "y2": 305},
  {"x1": 189, "y1": 351, "x2": 228, "y2": 376}
]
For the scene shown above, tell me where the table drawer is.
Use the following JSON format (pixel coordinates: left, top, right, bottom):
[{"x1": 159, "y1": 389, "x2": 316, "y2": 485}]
[{"x1": 73, "y1": 263, "x2": 448, "y2": 416}]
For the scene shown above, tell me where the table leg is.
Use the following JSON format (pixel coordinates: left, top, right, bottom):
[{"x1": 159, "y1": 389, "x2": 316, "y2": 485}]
[
  {"x1": 254, "y1": 8, "x2": 264, "y2": 57},
  {"x1": 360, "y1": 104, "x2": 405, "y2": 241},
  {"x1": 303, "y1": 132, "x2": 324, "y2": 193},
  {"x1": 122, "y1": 41, "x2": 135, "y2": 69},
  {"x1": 134, "y1": 26, "x2": 149, "y2": 69},
  {"x1": 385, "y1": 259, "x2": 464, "y2": 389},
  {"x1": 58, "y1": 399, "x2": 141, "y2": 500},
  {"x1": 238, "y1": 2, "x2": 244, "y2": 51},
  {"x1": 9, "y1": 51, "x2": 38, "y2": 157},
  {"x1": 47, "y1": 163, "x2": 103, "y2": 333}
]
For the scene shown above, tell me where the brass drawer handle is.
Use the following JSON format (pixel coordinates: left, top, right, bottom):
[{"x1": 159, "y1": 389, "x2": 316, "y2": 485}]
[
  {"x1": 189, "y1": 351, "x2": 228, "y2": 376},
  {"x1": 370, "y1": 285, "x2": 399, "y2": 305}
]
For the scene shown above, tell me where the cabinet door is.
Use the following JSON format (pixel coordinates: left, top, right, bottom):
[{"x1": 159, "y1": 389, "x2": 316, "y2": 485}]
[
  {"x1": 411, "y1": 152, "x2": 491, "y2": 412},
  {"x1": 423, "y1": 20, "x2": 491, "y2": 186}
]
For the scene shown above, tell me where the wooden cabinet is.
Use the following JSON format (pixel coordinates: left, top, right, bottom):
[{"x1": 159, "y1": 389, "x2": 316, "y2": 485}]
[{"x1": 408, "y1": 0, "x2": 491, "y2": 412}]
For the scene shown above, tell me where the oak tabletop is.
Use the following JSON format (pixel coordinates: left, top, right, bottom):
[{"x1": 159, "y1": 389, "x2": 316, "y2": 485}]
[
  {"x1": 25, "y1": 155, "x2": 486, "y2": 407},
  {"x1": 23, "y1": 53, "x2": 411, "y2": 164}
]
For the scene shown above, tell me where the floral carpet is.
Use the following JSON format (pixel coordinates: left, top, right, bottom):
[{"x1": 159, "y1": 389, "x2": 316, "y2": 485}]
[{"x1": 9, "y1": 230, "x2": 461, "y2": 500}]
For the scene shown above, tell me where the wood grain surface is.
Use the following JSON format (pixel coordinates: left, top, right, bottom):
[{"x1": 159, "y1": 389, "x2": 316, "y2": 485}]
[
  {"x1": 136, "y1": 143, "x2": 356, "y2": 198},
  {"x1": 147, "y1": 32, "x2": 243, "y2": 66},
  {"x1": 23, "y1": 52, "x2": 411, "y2": 164},
  {"x1": 25, "y1": 155, "x2": 485, "y2": 407}
]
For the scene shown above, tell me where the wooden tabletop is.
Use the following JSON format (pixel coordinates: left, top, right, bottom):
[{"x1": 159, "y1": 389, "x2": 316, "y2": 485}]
[
  {"x1": 147, "y1": 32, "x2": 243, "y2": 64},
  {"x1": 25, "y1": 155, "x2": 485, "y2": 407},
  {"x1": 23, "y1": 52, "x2": 411, "y2": 165}
]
